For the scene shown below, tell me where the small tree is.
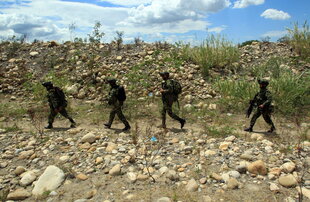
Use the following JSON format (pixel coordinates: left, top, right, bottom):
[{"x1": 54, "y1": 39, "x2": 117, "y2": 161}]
[
  {"x1": 88, "y1": 21, "x2": 105, "y2": 44},
  {"x1": 134, "y1": 37, "x2": 142, "y2": 47},
  {"x1": 261, "y1": 36, "x2": 271, "y2": 43},
  {"x1": 68, "y1": 22, "x2": 76, "y2": 41},
  {"x1": 115, "y1": 31, "x2": 124, "y2": 51}
]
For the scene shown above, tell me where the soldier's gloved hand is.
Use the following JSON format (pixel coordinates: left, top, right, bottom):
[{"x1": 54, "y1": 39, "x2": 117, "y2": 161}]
[{"x1": 259, "y1": 104, "x2": 264, "y2": 109}]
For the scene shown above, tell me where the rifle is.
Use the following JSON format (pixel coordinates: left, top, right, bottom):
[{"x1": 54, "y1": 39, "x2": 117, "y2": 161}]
[{"x1": 246, "y1": 99, "x2": 255, "y2": 118}]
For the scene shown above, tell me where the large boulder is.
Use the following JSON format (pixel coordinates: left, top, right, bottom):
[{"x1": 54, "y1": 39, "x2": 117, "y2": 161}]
[{"x1": 32, "y1": 165, "x2": 65, "y2": 196}]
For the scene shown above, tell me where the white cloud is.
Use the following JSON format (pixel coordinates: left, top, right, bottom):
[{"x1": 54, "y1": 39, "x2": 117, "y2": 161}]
[
  {"x1": 261, "y1": 9, "x2": 291, "y2": 20},
  {"x1": 0, "y1": 0, "x2": 229, "y2": 42},
  {"x1": 100, "y1": 0, "x2": 152, "y2": 7},
  {"x1": 207, "y1": 25, "x2": 227, "y2": 33},
  {"x1": 233, "y1": 0, "x2": 264, "y2": 8},
  {"x1": 0, "y1": 13, "x2": 67, "y2": 41},
  {"x1": 121, "y1": 0, "x2": 230, "y2": 26},
  {"x1": 262, "y1": 30, "x2": 287, "y2": 38},
  {"x1": 0, "y1": 0, "x2": 130, "y2": 41}
]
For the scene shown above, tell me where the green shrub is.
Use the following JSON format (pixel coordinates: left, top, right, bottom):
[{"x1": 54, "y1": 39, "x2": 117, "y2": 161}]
[
  {"x1": 214, "y1": 57, "x2": 310, "y2": 118},
  {"x1": 179, "y1": 34, "x2": 240, "y2": 77},
  {"x1": 23, "y1": 71, "x2": 71, "y2": 101},
  {"x1": 286, "y1": 21, "x2": 310, "y2": 61},
  {"x1": 239, "y1": 40, "x2": 260, "y2": 47}
]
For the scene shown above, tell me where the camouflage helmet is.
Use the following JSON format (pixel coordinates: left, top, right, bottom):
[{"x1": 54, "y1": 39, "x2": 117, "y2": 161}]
[
  {"x1": 258, "y1": 79, "x2": 269, "y2": 86},
  {"x1": 159, "y1": 72, "x2": 169, "y2": 77},
  {"x1": 42, "y1": 81, "x2": 53, "y2": 87}
]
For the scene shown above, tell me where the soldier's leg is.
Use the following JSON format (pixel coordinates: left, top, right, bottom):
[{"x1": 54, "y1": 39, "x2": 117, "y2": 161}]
[
  {"x1": 245, "y1": 109, "x2": 261, "y2": 132},
  {"x1": 166, "y1": 104, "x2": 186, "y2": 129},
  {"x1": 116, "y1": 106, "x2": 130, "y2": 130},
  {"x1": 161, "y1": 103, "x2": 167, "y2": 128},
  {"x1": 47, "y1": 109, "x2": 57, "y2": 128},
  {"x1": 59, "y1": 108, "x2": 76, "y2": 127},
  {"x1": 107, "y1": 107, "x2": 117, "y2": 127},
  {"x1": 166, "y1": 103, "x2": 181, "y2": 121},
  {"x1": 262, "y1": 112, "x2": 276, "y2": 132}
]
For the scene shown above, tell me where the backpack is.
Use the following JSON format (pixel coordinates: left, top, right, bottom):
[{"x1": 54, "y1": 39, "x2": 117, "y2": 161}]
[
  {"x1": 55, "y1": 87, "x2": 67, "y2": 106},
  {"x1": 117, "y1": 86, "x2": 126, "y2": 102},
  {"x1": 171, "y1": 79, "x2": 182, "y2": 96}
]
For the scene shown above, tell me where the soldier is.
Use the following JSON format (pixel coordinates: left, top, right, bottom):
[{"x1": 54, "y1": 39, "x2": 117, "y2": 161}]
[
  {"x1": 159, "y1": 72, "x2": 186, "y2": 129},
  {"x1": 104, "y1": 78, "x2": 131, "y2": 131},
  {"x1": 42, "y1": 82, "x2": 76, "y2": 129},
  {"x1": 245, "y1": 79, "x2": 276, "y2": 133}
]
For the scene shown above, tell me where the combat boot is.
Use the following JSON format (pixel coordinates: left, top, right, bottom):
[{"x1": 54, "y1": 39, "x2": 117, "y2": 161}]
[
  {"x1": 244, "y1": 127, "x2": 253, "y2": 132},
  {"x1": 45, "y1": 124, "x2": 53, "y2": 129},
  {"x1": 267, "y1": 126, "x2": 276, "y2": 133},
  {"x1": 122, "y1": 125, "x2": 131, "y2": 132},
  {"x1": 69, "y1": 119, "x2": 76, "y2": 128},
  {"x1": 180, "y1": 119, "x2": 186, "y2": 129},
  {"x1": 104, "y1": 123, "x2": 111, "y2": 129}
]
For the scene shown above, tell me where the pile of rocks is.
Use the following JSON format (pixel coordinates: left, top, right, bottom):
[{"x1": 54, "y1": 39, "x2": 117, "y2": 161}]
[
  {"x1": 2, "y1": 40, "x2": 307, "y2": 102},
  {"x1": 0, "y1": 41, "x2": 214, "y2": 101}
]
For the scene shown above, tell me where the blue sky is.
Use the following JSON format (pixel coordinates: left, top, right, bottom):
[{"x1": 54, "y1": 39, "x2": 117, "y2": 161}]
[{"x1": 0, "y1": 0, "x2": 309, "y2": 44}]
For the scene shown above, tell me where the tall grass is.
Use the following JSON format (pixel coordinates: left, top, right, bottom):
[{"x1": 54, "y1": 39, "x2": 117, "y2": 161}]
[
  {"x1": 215, "y1": 57, "x2": 310, "y2": 118},
  {"x1": 180, "y1": 34, "x2": 240, "y2": 77},
  {"x1": 287, "y1": 21, "x2": 310, "y2": 61}
]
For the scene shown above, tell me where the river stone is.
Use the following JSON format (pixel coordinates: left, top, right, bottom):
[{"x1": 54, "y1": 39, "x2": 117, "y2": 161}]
[
  {"x1": 7, "y1": 188, "x2": 31, "y2": 200},
  {"x1": 227, "y1": 178, "x2": 239, "y2": 189},
  {"x1": 80, "y1": 132, "x2": 96, "y2": 144},
  {"x1": 156, "y1": 197, "x2": 172, "y2": 202},
  {"x1": 32, "y1": 165, "x2": 65, "y2": 196},
  {"x1": 281, "y1": 162, "x2": 296, "y2": 173},
  {"x1": 20, "y1": 171, "x2": 37, "y2": 186},
  {"x1": 14, "y1": 166, "x2": 26, "y2": 176},
  {"x1": 186, "y1": 179, "x2": 199, "y2": 192},
  {"x1": 278, "y1": 174, "x2": 298, "y2": 187},
  {"x1": 247, "y1": 160, "x2": 267, "y2": 175},
  {"x1": 109, "y1": 164, "x2": 121, "y2": 176}
]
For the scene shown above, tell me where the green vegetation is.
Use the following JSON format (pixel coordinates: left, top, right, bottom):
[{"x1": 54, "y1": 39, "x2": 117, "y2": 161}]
[
  {"x1": 0, "y1": 124, "x2": 20, "y2": 133},
  {"x1": 88, "y1": 21, "x2": 105, "y2": 44},
  {"x1": 214, "y1": 57, "x2": 310, "y2": 118},
  {"x1": 286, "y1": 21, "x2": 310, "y2": 61},
  {"x1": 204, "y1": 125, "x2": 235, "y2": 138},
  {"x1": 23, "y1": 71, "x2": 71, "y2": 101},
  {"x1": 114, "y1": 30, "x2": 124, "y2": 51},
  {"x1": 0, "y1": 103, "x2": 27, "y2": 118},
  {"x1": 239, "y1": 40, "x2": 260, "y2": 47},
  {"x1": 179, "y1": 34, "x2": 240, "y2": 77}
]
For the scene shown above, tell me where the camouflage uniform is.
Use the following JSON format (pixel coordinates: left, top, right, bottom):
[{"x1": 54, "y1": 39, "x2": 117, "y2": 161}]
[
  {"x1": 106, "y1": 85, "x2": 130, "y2": 129},
  {"x1": 161, "y1": 79, "x2": 185, "y2": 128},
  {"x1": 246, "y1": 81, "x2": 275, "y2": 132},
  {"x1": 46, "y1": 87, "x2": 75, "y2": 128}
]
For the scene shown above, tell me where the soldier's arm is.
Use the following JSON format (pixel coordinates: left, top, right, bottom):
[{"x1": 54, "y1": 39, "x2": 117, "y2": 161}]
[
  {"x1": 108, "y1": 88, "x2": 117, "y2": 103},
  {"x1": 262, "y1": 91, "x2": 272, "y2": 106},
  {"x1": 250, "y1": 93, "x2": 258, "y2": 104},
  {"x1": 165, "y1": 80, "x2": 174, "y2": 94}
]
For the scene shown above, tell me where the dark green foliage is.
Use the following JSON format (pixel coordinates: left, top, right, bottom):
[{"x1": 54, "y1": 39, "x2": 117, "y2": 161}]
[{"x1": 239, "y1": 40, "x2": 260, "y2": 47}]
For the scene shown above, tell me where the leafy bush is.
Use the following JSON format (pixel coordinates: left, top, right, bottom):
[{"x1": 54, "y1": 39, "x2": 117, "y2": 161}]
[
  {"x1": 239, "y1": 40, "x2": 260, "y2": 47},
  {"x1": 179, "y1": 34, "x2": 240, "y2": 77},
  {"x1": 286, "y1": 21, "x2": 310, "y2": 61},
  {"x1": 23, "y1": 71, "x2": 71, "y2": 101},
  {"x1": 215, "y1": 57, "x2": 310, "y2": 118}
]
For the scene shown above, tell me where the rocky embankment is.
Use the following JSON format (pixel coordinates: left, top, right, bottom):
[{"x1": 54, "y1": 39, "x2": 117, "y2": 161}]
[
  {"x1": 0, "y1": 124, "x2": 310, "y2": 201},
  {"x1": 1, "y1": 41, "x2": 308, "y2": 102}
]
